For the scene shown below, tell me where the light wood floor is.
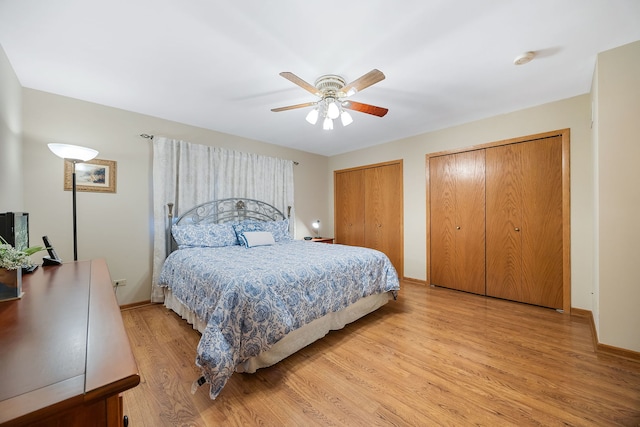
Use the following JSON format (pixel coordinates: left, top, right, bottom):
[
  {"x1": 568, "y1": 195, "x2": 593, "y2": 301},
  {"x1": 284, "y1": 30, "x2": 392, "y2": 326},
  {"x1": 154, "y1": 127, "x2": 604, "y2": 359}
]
[{"x1": 121, "y1": 282, "x2": 640, "y2": 426}]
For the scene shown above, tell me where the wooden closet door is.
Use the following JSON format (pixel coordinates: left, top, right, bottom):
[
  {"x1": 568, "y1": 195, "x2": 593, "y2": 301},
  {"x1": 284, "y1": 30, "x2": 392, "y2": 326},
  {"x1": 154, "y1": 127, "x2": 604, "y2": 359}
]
[
  {"x1": 486, "y1": 143, "x2": 523, "y2": 301},
  {"x1": 520, "y1": 136, "x2": 563, "y2": 308},
  {"x1": 430, "y1": 155, "x2": 456, "y2": 288},
  {"x1": 364, "y1": 163, "x2": 403, "y2": 276},
  {"x1": 334, "y1": 170, "x2": 365, "y2": 246},
  {"x1": 454, "y1": 150, "x2": 486, "y2": 294},
  {"x1": 486, "y1": 137, "x2": 563, "y2": 309},
  {"x1": 430, "y1": 151, "x2": 485, "y2": 294}
]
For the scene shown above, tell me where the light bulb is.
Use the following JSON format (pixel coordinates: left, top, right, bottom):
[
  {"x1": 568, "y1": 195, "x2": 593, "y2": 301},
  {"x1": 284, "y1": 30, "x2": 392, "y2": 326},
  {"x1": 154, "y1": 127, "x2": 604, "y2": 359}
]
[
  {"x1": 323, "y1": 117, "x2": 333, "y2": 130},
  {"x1": 305, "y1": 108, "x2": 319, "y2": 125},
  {"x1": 340, "y1": 110, "x2": 353, "y2": 127},
  {"x1": 327, "y1": 101, "x2": 340, "y2": 119}
]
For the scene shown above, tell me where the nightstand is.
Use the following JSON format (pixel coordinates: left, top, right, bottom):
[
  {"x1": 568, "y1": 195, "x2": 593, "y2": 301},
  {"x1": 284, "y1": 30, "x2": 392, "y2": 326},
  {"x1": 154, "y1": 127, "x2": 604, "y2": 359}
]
[{"x1": 311, "y1": 237, "x2": 334, "y2": 244}]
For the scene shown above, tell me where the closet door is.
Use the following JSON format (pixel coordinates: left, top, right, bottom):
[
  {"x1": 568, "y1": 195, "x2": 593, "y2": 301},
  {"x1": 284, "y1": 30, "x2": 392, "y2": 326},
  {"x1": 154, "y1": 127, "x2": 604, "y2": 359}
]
[
  {"x1": 485, "y1": 136, "x2": 563, "y2": 309},
  {"x1": 430, "y1": 150, "x2": 486, "y2": 294},
  {"x1": 364, "y1": 163, "x2": 403, "y2": 277},
  {"x1": 334, "y1": 169, "x2": 365, "y2": 247}
]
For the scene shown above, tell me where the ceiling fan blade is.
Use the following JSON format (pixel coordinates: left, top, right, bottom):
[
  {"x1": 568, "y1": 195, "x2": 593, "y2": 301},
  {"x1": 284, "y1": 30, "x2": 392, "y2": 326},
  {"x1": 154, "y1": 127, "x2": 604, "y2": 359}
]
[
  {"x1": 279, "y1": 72, "x2": 321, "y2": 96},
  {"x1": 271, "y1": 101, "x2": 317, "y2": 112},
  {"x1": 342, "y1": 100, "x2": 388, "y2": 117},
  {"x1": 340, "y1": 69, "x2": 385, "y2": 96}
]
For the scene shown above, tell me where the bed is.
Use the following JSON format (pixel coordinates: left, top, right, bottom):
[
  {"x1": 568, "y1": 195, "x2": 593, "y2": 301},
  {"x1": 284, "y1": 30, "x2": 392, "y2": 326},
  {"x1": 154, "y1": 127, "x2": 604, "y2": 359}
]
[{"x1": 158, "y1": 198, "x2": 400, "y2": 399}]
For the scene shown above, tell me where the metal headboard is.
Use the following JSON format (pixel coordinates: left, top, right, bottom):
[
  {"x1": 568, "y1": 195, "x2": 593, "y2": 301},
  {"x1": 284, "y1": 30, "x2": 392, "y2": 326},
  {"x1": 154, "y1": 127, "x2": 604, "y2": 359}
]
[{"x1": 166, "y1": 198, "x2": 291, "y2": 255}]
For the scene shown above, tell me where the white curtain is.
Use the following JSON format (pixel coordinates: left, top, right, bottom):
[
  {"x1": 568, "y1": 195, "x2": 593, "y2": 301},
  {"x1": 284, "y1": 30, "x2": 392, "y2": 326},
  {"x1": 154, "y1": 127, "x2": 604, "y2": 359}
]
[{"x1": 151, "y1": 137, "x2": 295, "y2": 302}]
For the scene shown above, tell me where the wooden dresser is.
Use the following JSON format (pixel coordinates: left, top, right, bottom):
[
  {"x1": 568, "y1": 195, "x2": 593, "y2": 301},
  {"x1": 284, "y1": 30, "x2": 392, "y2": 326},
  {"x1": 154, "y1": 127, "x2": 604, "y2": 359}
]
[{"x1": 0, "y1": 259, "x2": 140, "y2": 426}]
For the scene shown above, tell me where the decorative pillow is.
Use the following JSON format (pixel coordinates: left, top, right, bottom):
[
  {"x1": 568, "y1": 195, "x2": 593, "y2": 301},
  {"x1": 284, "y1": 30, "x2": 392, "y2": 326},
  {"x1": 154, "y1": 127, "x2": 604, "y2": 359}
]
[
  {"x1": 240, "y1": 231, "x2": 275, "y2": 248},
  {"x1": 232, "y1": 221, "x2": 265, "y2": 246},
  {"x1": 262, "y1": 219, "x2": 292, "y2": 242},
  {"x1": 172, "y1": 223, "x2": 238, "y2": 249}
]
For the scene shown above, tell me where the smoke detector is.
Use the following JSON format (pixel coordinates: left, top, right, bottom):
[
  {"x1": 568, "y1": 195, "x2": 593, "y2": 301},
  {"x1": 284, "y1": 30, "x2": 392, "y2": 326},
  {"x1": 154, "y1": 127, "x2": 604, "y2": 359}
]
[{"x1": 514, "y1": 51, "x2": 536, "y2": 66}]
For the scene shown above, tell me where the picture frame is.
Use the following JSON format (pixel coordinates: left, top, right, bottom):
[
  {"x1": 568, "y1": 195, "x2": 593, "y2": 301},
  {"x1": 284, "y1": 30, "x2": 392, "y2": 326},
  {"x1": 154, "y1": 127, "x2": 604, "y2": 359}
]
[{"x1": 64, "y1": 158, "x2": 117, "y2": 193}]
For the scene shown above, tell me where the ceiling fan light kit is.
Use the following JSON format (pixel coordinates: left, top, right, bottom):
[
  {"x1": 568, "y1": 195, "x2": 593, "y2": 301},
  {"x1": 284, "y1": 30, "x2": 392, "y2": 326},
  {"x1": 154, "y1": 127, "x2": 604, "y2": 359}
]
[
  {"x1": 305, "y1": 108, "x2": 319, "y2": 125},
  {"x1": 340, "y1": 110, "x2": 353, "y2": 126},
  {"x1": 272, "y1": 69, "x2": 389, "y2": 130},
  {"x1": 326, "y1": 99, "x2": 340, "y2": 119},
  {"x1": 323, "y1": 116, "x2": 334, "y2": 130}
]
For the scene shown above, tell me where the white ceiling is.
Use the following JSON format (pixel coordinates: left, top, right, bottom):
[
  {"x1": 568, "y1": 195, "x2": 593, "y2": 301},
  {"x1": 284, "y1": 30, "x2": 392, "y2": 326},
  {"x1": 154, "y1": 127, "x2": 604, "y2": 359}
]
[{"x1": 1, "y1": 1, "x2": 639, "y2": 156}]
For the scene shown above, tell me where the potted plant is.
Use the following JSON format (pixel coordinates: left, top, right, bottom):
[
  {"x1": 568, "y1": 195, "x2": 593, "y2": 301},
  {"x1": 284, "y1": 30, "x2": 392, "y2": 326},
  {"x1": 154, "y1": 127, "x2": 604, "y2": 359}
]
[{"x1": 0, "y1": 237, "x2": 44, "y2": 301}]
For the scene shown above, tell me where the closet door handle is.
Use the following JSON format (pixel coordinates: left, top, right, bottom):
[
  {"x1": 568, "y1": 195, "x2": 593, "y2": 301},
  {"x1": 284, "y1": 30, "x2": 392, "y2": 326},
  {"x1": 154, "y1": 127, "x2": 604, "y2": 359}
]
[
  {"x1": 515, "y1": 227, "x2": 520, "y2": 232},
  {"x1": 456, "y1": 226, "x2": 461, "y2": 230}
]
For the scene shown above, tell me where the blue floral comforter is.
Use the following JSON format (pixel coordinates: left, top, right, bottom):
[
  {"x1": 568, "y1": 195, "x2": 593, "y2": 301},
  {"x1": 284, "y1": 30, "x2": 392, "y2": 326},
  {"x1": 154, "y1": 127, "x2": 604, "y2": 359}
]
[{"x1": 158, "y1": 240, "x2": 400, "y2": 399}]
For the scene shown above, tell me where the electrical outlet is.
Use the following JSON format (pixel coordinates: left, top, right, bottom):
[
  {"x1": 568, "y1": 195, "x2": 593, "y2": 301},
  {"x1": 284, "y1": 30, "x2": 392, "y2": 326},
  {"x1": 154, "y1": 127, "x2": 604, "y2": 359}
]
[{"x1": 113, "y1": 279, "x2": 127, "y2": 287}]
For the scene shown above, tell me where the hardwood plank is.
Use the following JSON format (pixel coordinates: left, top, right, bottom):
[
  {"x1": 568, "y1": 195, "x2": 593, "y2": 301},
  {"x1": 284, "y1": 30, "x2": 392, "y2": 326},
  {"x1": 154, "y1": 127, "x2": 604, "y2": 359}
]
[{"x1": 122, "y1": 283, "x2": 640, "y2": 426}]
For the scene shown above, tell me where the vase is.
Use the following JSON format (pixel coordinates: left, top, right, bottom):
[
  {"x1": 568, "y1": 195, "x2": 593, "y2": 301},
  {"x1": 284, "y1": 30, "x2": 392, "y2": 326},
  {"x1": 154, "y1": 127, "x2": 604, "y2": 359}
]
[{"x1": 0, "y1": 268, "x2": 23, "y2": 301}]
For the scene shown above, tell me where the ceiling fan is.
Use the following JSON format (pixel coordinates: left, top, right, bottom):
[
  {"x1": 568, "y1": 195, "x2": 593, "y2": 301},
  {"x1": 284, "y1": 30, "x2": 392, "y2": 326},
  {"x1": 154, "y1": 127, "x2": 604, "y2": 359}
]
[{"x1": 271, "y1": 69, "x2": 388, "y2": 129}]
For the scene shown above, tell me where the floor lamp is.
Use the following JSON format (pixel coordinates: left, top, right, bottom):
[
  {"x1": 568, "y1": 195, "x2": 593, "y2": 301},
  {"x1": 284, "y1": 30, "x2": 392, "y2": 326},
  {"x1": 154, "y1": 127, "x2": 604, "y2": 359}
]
[{"x1": 48, "y1": 143, "x2": 99, "y2": 261}]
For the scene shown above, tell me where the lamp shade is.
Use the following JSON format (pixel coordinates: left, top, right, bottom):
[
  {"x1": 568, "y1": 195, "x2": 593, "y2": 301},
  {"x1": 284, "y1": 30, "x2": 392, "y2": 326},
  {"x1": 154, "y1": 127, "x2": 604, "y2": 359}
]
[
  {"x1": 326, "y1": 101, "x2": 340, "y2": 119},
  {"x1": 305, "y1": 108, "x2": 319, "y2": 125},
  {"x1": 48, "y1": 143, "x2": 99, "y2": 162},
  {"x1": 340, "y1": 110, "x2": 353, "y2": 127}
]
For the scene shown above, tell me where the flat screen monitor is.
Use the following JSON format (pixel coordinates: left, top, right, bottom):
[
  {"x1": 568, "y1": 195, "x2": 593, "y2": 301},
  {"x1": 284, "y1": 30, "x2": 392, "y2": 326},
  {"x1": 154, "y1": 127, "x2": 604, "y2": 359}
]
[{"x1": 0, "y1": 212, "x2": 29, "y2": 251}]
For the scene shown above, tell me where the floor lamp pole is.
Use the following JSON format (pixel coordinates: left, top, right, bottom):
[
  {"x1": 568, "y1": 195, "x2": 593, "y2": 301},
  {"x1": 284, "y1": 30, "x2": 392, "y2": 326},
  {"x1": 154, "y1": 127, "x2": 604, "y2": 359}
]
[
  {"x1": 47, "y1": 143, "x2": 98, "y2": 263},
  {"x1": 72, "y1": 162, "x2": 78, "y2": 261}
]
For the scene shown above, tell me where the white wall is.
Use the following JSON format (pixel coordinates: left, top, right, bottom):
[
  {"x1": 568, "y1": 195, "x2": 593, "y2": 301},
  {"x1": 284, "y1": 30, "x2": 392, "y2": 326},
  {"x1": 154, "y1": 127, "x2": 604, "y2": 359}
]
[
  {"x1": 595, "y1": 40, "x2": 640, "y2": 352},
  {"x1": 7, "y1": 41, "x2": 638, "y2": 353},
  {"x1": 591, "y1": 58, "x2": 601, "y2": 334},
  {"x1": 0, "y1": 45, "x2": 23, "y2": 210},
  {"x1": 328, "y1": 95, "x2": 595, "y2": 311},
  {"x1": 21, "y1": 89, "x2": 329, "y2": 306}
]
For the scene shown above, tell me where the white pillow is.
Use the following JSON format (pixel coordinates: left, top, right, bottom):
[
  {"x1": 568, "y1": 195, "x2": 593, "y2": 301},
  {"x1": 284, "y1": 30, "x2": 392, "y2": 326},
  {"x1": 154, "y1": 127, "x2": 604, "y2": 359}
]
[{"x1": 241, "y1": 231, "x2": 275, "y2": 248}]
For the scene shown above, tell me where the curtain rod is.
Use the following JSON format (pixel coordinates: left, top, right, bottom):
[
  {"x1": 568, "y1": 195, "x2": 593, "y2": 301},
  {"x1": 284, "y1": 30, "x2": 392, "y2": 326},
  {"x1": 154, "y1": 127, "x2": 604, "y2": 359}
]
[{"x1": 139, "y1": 133, "x2": 299, "y2": 165}]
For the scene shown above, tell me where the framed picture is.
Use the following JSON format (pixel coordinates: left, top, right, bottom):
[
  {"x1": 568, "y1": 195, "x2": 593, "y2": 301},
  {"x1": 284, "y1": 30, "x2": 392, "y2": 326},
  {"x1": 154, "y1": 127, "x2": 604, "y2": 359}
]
[{"x1": 64, "y1": 158, "x2": 117, "y2": 193}]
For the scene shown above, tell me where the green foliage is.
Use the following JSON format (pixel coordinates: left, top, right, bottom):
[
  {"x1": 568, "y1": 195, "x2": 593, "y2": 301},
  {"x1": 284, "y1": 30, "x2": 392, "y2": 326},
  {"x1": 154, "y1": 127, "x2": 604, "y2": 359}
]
[{"x1": 0, "y1": 236, "x2": 45, "y2": 270}]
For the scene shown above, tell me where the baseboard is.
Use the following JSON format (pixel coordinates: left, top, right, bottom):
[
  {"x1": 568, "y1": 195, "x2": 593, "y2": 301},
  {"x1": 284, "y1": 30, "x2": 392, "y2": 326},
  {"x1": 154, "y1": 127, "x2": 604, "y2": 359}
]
[
  {"x1": 596, "y1": 343, "x2": 640, "y2": 361},
  {"x1": 571, "y1": 307, "x2": 640, "y2": 362},
  {"x1": 571, "y1": 307, "x2": 599, "y2": 350},
  {"x1": 120, "y1": 300, "x2": 152, "y2": 311},
  {"x1": 402, "y1": 276, "x2": 427, "y2": 286}
]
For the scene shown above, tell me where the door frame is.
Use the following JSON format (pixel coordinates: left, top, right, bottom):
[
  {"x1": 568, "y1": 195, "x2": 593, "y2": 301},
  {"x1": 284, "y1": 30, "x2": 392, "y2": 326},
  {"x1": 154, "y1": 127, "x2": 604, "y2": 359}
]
[{"x1": 425, "y1": 129, "x2": 571, "y2": 313}]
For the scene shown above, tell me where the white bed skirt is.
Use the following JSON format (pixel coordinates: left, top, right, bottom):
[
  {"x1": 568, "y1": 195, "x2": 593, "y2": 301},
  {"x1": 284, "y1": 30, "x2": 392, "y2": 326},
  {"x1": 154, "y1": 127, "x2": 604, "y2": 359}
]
[{"x1": 163, "y1": 289, "x2": 392, "y2": 373}]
